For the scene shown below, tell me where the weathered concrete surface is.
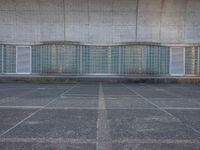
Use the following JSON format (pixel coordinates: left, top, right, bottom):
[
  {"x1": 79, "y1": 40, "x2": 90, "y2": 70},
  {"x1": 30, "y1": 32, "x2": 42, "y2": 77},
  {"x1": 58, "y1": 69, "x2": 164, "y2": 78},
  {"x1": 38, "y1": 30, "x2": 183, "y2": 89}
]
[{"x1": 0, "y1": 0, "x2": 200, "y2": 44}]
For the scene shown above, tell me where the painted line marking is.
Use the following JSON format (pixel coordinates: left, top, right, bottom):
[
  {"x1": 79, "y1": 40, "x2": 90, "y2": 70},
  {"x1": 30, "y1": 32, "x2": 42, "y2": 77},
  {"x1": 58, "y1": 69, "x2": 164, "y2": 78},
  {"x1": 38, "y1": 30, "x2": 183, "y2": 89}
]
[
  {"x1": 0, "y1": 138, "x2": 199, "y2": 144},
  {"x1": 97, "y1": 82, "x2": 112, "y2": 150}
]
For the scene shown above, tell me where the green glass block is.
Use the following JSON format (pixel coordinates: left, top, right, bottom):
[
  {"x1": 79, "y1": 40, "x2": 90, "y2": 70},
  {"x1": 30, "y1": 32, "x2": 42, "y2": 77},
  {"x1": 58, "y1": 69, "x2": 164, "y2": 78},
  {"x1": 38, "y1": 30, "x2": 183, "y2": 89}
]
[
  {"x1": 0, "y1": 45, "x2": 2, "y2": 73},
  {"x1": 3, "y1": 45, "x2": 16, "y2": 73}
]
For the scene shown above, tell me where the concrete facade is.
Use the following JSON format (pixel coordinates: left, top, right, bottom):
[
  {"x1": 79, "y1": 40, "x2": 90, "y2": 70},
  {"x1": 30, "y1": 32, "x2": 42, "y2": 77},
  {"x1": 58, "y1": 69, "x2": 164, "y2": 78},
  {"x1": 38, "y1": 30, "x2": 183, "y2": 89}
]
[{"x1": 0, "y1": 0, "x2": 200, "y2": 45}]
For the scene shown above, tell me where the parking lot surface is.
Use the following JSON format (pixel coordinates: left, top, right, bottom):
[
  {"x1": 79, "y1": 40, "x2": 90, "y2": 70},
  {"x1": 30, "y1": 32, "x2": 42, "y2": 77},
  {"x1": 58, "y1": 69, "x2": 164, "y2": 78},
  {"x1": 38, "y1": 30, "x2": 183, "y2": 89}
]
[{"x1": 0, "y1": 83, "x2": 199, "y2": 150}]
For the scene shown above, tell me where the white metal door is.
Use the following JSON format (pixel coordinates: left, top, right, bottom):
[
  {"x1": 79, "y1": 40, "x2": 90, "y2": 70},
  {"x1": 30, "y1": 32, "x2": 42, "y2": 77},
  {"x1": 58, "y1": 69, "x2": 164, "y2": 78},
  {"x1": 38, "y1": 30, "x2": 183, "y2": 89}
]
[
  {"x1": 16, "y1": 46, "x2": 31, "y2": 74},
  {"x1": 170, "y1": 47, "x2": 185, "y2": 76}
]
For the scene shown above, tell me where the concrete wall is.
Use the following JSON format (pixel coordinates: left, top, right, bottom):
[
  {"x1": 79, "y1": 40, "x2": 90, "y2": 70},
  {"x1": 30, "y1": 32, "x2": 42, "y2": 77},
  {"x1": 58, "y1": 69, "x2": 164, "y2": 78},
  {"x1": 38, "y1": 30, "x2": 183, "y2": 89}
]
[{"x1": 0, "y1": 0, "x2": 200, "y2": 45}]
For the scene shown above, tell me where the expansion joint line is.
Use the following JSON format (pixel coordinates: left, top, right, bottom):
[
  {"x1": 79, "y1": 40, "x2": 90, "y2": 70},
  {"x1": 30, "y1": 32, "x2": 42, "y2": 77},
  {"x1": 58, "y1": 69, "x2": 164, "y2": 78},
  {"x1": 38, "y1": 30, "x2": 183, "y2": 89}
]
[
  {"x1": 0, "y1": 84, "x2": 79, "y2": 138},
  {"x1": 97, "y1": 82, "x2": 112, "y2": 150},
  {"x1": 122, "y1": 84, "x2": 200, "y2": 135}
]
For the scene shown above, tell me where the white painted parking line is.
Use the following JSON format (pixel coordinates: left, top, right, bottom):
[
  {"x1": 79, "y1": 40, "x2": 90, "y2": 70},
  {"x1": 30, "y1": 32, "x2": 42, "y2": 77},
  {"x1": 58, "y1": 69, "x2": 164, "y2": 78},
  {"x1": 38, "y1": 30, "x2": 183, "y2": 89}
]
[
  {"x1": 0, "y1": 106, "x2": 43, "y2": 109},
  {"x1": 60, "y1": 95, "x2": 98, "y2": 98},
  {"x1": 97, "y1": 83, "x2": 112, "y2": 150},
  {"x1": 0, "y1": 138, "x2": 96, "y2": 144},
  {"x1": 111, "y1": 139, "x2": 200, "y2": 144},
  {"x1": 1, "y1": 105, "x2": 200, "y2": 110},
  {"x1": 0, "y1": 106, "x2": 98, "y2": 110},
  {"x1": 104, "y1": 95, "x2": 140, "y2": 97},
  {"x1": 37, "y1": 88, "x2": 46, "y2": 90},
  {"x1": 162, "y1": 107, "x2": 200, "y2": 110},
  {"x1": 0, "y1": 138, "x2": 199, "y2": 144},
  {"x1": 62, "y1": 94, "x2": 98, "y2": 96}
]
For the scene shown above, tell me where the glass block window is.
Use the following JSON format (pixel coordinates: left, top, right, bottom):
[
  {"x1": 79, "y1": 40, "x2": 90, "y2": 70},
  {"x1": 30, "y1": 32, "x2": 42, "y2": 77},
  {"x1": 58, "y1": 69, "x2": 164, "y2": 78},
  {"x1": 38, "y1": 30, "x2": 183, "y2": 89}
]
[
  {"x1": 32, "y1": 45, "x2": 81, "y2": 74},
  {"x1": 32, "y1": 45, "x2": 42, "y2": 73},
  {"x1": 32, "y1": 44, "x2": 170, "y2": 75},
  {"x1": 120, "y1": 46, "x2": 170, "y2": 75},
  {"x1": 65, "y1": 45, "x2": 80, "y2": 73},
  {"x1": 198, "y1": 47, "x2": 200, "y2": 75},
  {"x1": 82, "y1": 46, "x2": 109, "y2": 74},
  {"x1": 185, "y1": 47, "x2": 199, "y2": 75},
  {"x1": 3, "y1": 45, "x2": 16, "y2": 73},
  {"x1": 159, "y1": 46, "x2": 170, "y2": 74},
  {"x1": 146, "y1": 46, "x2": 159, "y2": 74},
  {"x1": 121, "y1": 46, "x2": 144, "y2": 74},
  {"x1": 82, "y1": 46, "x2": 90, "y2": 74},
  {"x1": 0, "y1": 45, "x2": 2, "y2": 73},
  {"x1": 111, "y1": 46, "x2": 121, "y2": 74}
]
